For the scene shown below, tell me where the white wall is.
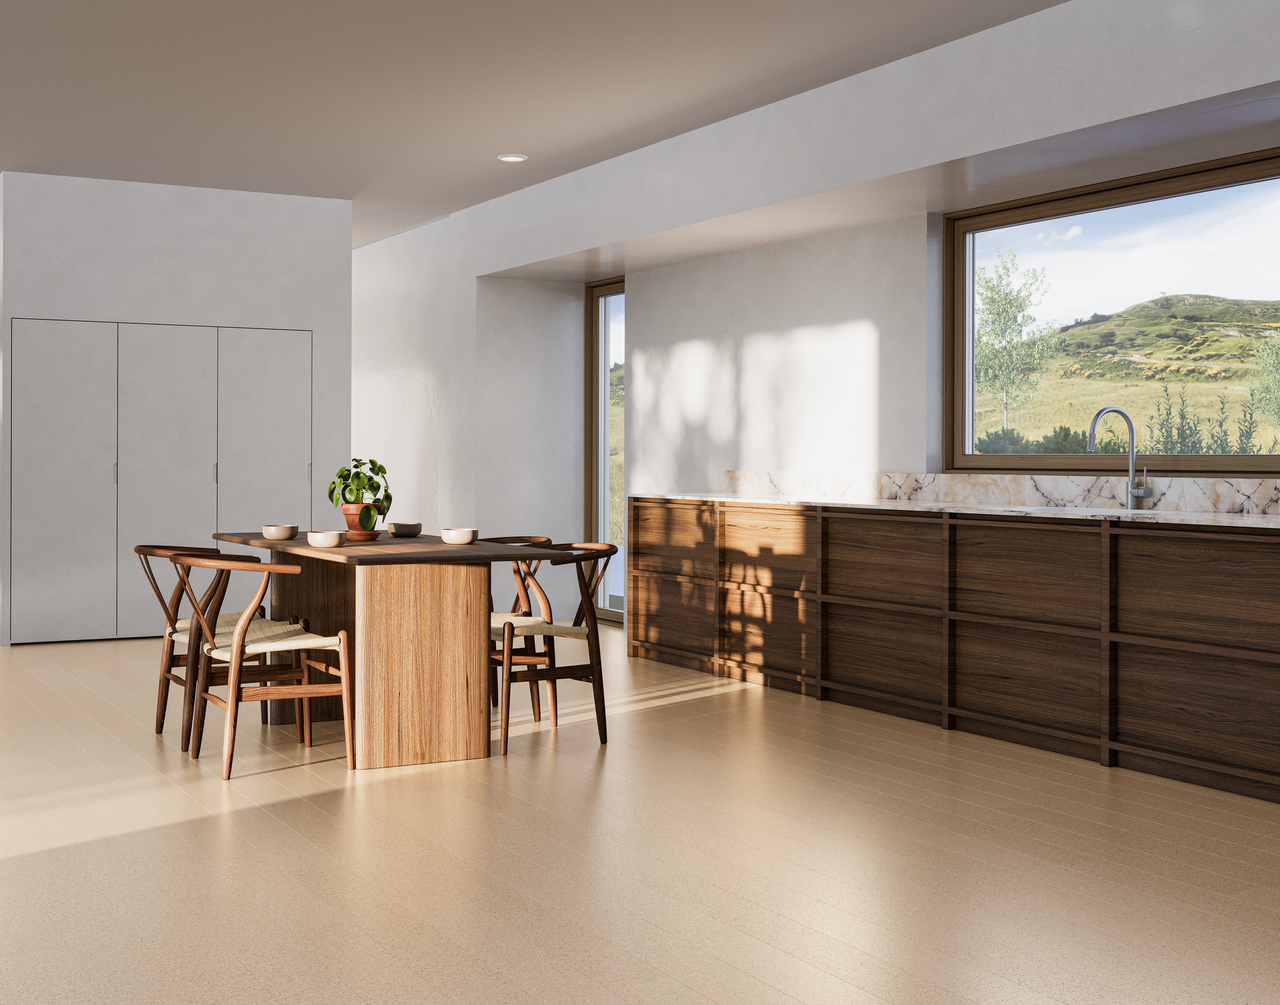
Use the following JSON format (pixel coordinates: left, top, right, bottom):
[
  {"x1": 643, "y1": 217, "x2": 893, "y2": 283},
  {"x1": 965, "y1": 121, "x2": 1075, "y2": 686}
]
[
  {"x1": 475, "y1": 277, "x2": 585, "y2": 616},
  {"x1": 353, "y1": 0, "x2": 1280, "y2": 525},
  {"x1": 627, "y1": 216, "x2": 940, "y2": 495}
]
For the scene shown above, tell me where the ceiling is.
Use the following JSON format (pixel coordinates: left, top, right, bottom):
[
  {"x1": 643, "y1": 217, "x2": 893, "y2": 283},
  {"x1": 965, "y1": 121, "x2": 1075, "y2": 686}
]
[{"x1": 0, "y1": 0, "x2": 1067, "y2": 246}]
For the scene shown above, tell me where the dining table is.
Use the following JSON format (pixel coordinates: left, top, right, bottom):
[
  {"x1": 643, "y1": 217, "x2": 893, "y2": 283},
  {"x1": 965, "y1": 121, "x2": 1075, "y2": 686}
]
[{"x1": 213, "y1": 531, "x2": 562, "y2": 768}]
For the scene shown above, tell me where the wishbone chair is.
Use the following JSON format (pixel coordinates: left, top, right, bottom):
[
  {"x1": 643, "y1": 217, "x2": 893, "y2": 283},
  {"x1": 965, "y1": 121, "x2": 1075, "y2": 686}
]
[
  {"x1": 135, "y1": 544, "x2": 265, "y2": 750},
  {"x1": 173, "y1": 554, "x2": 354, "y2": 779},
  {"x1": 491, "y1": 542, "x2": 616, "y2": 754},
  {"x1": 480, "y1": 536, "x2": 552, "y2": 715}
]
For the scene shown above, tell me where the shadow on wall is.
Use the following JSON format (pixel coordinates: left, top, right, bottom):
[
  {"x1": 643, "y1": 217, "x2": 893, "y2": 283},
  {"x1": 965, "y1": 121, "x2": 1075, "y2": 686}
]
[{"x1": 630, "y1": 321, "x2": 881, "y2": 495}]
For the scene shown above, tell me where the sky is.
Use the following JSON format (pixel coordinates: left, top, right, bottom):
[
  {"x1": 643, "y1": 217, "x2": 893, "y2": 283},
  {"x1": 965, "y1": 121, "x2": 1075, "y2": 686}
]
[
  {"x1": 606, "y1": 292, "x2": 625, "y2": 366},
  {"x1": 972, "y1": 176, "x2": 1280, "y2": 328}
]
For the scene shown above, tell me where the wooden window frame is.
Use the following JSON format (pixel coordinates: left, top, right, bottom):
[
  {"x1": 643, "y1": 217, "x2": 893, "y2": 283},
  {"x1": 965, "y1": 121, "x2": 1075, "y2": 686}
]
[
  {"x1": 945, "y1": 145, "x2": 1280, "y2": 475},
  {"x1": 585, "y1": 277, "x2": 624, "y2": 621}
]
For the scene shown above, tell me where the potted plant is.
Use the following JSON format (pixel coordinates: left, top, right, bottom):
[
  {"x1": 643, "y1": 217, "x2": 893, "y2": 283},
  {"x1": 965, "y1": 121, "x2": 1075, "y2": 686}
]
[{"x1": 328, "y1": 458, "x2": 392, "y2": 537}]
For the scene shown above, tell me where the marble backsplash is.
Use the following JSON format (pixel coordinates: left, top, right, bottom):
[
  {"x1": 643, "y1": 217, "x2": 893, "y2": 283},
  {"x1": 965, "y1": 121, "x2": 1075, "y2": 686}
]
[{"x1": 722, "y1": 470, "x2": 1280, "y2": 515}]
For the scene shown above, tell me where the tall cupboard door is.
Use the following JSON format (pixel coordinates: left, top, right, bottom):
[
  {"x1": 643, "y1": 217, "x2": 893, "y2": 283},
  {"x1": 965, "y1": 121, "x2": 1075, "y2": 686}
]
[
  {"x1": 10, "y1": 320, "x2": 119, "y2": 643},
  {"x1": 217, "y1": 328, "x2": 312, "y2": 613},
  {"x1": 115, "y1": 325, "x2": 219, "y2": 637}
]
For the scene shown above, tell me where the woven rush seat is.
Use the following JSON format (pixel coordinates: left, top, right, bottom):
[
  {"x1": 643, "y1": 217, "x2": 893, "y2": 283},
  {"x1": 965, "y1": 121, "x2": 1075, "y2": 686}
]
[
  {"x1": 170, "y1": 615, "x2": 281, "y2": 649},
  {"x1": 489, "y1": 613, "x2": 586, "y2": 640},
  {"x1": 169, "y1": 610, "x2": 255, "y2": 638},
  {"x1": 205, "y1": 621, "x2": 342, "y2": 662}
]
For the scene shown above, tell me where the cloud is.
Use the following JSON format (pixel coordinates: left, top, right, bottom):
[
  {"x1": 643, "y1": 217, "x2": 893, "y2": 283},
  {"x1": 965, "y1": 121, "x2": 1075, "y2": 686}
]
[{"x1": 973, "y1": 180, "x2": 1280, "y2": 325}]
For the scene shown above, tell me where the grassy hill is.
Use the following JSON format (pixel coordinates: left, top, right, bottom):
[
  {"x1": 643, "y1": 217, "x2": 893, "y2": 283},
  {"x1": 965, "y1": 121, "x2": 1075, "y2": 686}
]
[{"x1": 976, "y1": 294, "x2": 1280, "y2": 451}]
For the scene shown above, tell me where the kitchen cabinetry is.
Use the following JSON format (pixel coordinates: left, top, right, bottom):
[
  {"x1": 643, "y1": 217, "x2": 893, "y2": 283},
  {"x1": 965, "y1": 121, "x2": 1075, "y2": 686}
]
[{"x1": 629, "y1": 496, "x2": 1280, "y2": 803}]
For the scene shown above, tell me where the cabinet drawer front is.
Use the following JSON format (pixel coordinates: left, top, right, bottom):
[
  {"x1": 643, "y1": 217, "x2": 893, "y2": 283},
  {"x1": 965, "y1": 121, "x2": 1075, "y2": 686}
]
[
  {"x1": 954, "y1": 523, "x2": 1100, "y2": 629},
  {"x1": 825, "y1": 517, "x2": 942, "y2": 609},
  {"x1": 722, "y1": 589, "x2": 812, "y2": 675},
  {"x1": 954, "y1": 622, "x2": 1099, "y2": 737},
  {"x1": 630, "y1": 575, "x2": 715, "y2": 657},
  {"x1": 722, "y1": 505, "x2": 815, "y2": 593},
  {"x1": 1117, "y1": 535, "x2": 1280, "y2": 648},
  {"x1": 631, "y1": 502, "x2": 717, "y2": 580},
  {"x1": 825, "y1": 607, "x2": 941, "y2": 704},
  {"x1": 1117, "y1": 644, "x2": 1280, "y2": 774}
]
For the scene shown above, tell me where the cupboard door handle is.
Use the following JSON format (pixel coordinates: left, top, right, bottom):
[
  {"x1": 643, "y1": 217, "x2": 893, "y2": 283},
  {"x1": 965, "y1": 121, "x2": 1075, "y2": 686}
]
[
  {"x1": 214, "y1": 463, "x2": 218, "y2": 483},
  {"x1": 113, "y1": 463, "x2": 118, "y2": 485}
]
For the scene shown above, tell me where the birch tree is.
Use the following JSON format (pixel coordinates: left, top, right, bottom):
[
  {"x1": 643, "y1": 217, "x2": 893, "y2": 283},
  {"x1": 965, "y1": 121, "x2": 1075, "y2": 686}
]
[{"x1": 974, "y1": 249, "x2": 1062, "y2": 429}]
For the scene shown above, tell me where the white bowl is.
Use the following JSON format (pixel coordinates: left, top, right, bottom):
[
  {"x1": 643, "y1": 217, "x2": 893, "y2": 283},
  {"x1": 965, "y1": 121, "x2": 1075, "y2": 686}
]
[
  {"x1": 262, "y1": 524, "x2": 298, "y2": 540},
  {"x1": 441, "y1": 527, "x2": 479, "y2": 545},
  {"x1": 306, "y1": 530, "x2": 346, "y2": 548}
]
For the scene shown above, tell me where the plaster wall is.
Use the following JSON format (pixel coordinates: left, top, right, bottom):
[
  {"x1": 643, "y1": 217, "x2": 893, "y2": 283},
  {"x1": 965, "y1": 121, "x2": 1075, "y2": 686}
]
[
  {"x1": 475, "y1": 276, "x2": 585, "y2": 615},
  {"x1": 627, "y1": 216, "x2": 939, "y2": 496},
  {"x1": 353, "y1": 0, "x2": 1280, "y2": 525}
]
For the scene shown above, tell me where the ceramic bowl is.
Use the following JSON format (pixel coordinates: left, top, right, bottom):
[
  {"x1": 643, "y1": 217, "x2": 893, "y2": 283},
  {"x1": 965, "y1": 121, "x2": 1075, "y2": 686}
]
[
  {"x1": 306, "y1": 530, "x2": 346, "y2": 548},
  {"x1": 441, "y1": 527, "x2": 479, "y2": 545},
  {"x1": 262, "y1": 524, "x2": 299, "y2": 541},
  {"x1": 387, "y1": 522, "x2": 422, "y2": 538}
]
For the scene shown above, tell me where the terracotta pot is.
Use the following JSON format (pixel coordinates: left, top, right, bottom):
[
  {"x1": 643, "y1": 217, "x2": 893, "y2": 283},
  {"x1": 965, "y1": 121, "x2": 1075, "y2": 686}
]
[{"x1": 341, "y1": 501, "x2": 378, "y2": 532}]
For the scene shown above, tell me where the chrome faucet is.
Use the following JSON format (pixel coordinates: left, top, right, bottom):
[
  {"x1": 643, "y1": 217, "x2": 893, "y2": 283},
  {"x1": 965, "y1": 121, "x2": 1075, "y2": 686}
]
[{"x1": 1087, "y1": 405, "x2": 1151, "y2": 510}]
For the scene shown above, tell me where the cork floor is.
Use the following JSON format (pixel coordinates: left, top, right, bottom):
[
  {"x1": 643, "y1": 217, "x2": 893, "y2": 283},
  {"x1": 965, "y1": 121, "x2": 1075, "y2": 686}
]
[{"x1": 2, "y1": 625, "x2": 1279, "y2": 1005}]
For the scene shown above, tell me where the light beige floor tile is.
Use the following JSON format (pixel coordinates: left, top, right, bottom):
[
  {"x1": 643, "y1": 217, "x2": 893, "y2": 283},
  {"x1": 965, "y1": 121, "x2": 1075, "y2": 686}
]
[{"x1": 2, "y1": 626, "x2": 1280, "y2": 1003}]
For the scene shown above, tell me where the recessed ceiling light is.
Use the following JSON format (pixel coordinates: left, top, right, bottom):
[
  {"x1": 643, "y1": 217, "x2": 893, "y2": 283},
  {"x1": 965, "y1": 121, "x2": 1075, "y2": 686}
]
[{"x1": 497, "y1": 154, "x2": 528, "y2": 163}]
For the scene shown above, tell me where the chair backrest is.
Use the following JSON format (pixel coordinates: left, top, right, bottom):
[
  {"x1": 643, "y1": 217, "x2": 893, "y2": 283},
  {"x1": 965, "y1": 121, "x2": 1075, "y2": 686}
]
[
  {"x1": 546, "y1": 543, "x2": 618, "y2": 628},
  {"x1": 170, "y1": 554, "x2": 299, "y2": 654},
  {"x1": 135, "y1": 544, "x2": 223, "y2": 634},
  {"x1": 480, "y1": 536, "x2": 554, "y2": 617}
]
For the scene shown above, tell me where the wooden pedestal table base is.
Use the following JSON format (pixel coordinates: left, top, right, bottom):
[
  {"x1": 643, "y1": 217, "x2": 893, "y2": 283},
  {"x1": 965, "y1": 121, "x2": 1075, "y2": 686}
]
[
  {"x1": 354, "y1": 562, "x2": 489, "y2": 767},
  {"x1": 214, "y1": 531, "x2": 563, "y2": 767}
]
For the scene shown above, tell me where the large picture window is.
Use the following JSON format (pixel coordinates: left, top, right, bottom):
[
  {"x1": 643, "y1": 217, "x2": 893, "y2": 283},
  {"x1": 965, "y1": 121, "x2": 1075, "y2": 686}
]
[{"x1": 947, "y1": 150, "x2": 1280, "y2": 472}]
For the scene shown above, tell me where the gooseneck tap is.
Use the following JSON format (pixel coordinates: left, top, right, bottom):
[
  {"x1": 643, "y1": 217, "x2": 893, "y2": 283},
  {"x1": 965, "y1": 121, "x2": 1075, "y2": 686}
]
[{"x1": 1087, "y1": 405, "x2": 1151, "y2": 510}]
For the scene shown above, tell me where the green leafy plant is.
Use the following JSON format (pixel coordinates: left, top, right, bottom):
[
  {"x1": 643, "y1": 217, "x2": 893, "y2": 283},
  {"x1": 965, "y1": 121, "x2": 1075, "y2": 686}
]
[
  {"x1": 973, "y1": 248, "x2": 1064, "y2": 429},
  {"x1": 974, "y1": 423, "x2": 1127, "y2": 455},
  {"x1": 328, "y1": 458, "x2": 392, "y2": 530}
]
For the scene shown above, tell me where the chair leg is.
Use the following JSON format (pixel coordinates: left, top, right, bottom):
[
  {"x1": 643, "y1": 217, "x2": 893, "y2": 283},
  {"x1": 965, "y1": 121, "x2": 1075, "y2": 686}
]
[
  {"x1": 500, "y1": 623, "x2": 514, "y2": 755},
  {"x1": 489, "y1": 662, "x2": 499, "y2": 708},
  {"x1": 189, "y1": 651, "x2": 213, "y2": 759},
  {"x1": 544, "y1": 638, "x2": 558, "y2": 728},
  {"x1": 520, "y1": 637, "x2": 540, "y2": 721},
  {"x1": 155, "y1": 635, "x2": 176, "y2": 733},
  {"x1": 587, "y1": 636, "x2": 607, "y2": 745},
  {"x1": 178, "y1": 656, "x2": 197, "y2": 752},
  {"x1": 300, "y1": 652, "x2": 313, "y2": 748},
  {"x1": 221, "y1": 659, "x2": 242, "y2": 780},
  {"x1": 339, "y1": 632, "x2": 355, "y2": 769}
]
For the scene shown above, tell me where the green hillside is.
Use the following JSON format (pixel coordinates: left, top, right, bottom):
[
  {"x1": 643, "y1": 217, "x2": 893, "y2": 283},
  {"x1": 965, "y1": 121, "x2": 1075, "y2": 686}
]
[
  {"x1": 1052, "y1": 293, "x2": 1280, "y2": 384},
  {"x1": 975, "y1": 294, "x2": 1280, "y2": 451}
]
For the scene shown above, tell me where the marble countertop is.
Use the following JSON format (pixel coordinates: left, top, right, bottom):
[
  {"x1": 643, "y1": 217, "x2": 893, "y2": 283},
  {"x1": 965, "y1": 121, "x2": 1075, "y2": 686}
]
[{"x1": 634, "y1": 493, "x2": 1280, "y2": 530}]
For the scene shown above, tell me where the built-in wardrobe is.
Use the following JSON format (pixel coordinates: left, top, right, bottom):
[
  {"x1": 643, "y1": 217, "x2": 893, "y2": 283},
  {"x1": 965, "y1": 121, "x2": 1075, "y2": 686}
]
[{"x1": 7, "y1": 319, "x2": 313, "y2": 644}]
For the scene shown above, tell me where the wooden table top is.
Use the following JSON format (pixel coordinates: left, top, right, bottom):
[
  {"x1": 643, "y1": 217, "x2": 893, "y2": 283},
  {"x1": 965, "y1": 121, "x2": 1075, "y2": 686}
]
[{"x1": 214, "y1": 531, "x2": 564, "y2": 566}]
